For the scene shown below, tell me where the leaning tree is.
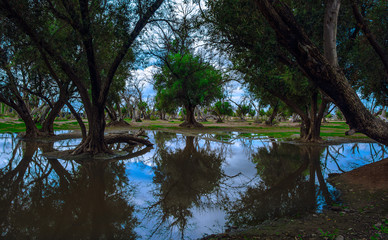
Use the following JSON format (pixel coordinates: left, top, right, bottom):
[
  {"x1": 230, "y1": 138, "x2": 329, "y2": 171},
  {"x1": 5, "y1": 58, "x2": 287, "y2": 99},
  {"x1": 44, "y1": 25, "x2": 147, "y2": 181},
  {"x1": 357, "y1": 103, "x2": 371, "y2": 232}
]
[{"x1": 253, "y1": 0, "x2": 388, "y2": 145}]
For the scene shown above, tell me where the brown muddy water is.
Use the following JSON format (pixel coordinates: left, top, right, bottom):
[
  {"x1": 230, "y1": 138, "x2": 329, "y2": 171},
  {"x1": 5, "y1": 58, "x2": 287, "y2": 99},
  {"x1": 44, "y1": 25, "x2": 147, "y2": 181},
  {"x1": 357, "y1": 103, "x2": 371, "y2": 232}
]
[{"x1": 0, "y1": 131, "x2": 386, "y2": 239}]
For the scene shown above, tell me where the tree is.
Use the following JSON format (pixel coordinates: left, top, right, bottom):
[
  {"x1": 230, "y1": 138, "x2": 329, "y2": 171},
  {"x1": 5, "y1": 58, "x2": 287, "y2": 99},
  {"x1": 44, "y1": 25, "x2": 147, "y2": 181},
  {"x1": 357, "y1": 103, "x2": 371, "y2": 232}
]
[
  {"x1": 0, "y1": 0, "x2": 165, "y2": 154},
  {"x1": 0, "y1": 21, "x2": 78, "y2": 137},
  {"x1": 253, "y1": 0, "x2": 388, "y2": 145},
  {"x1": 211, "y1": 100, "x2": 233, "y2": 123},
  {"x1": 204, "y1": 0, "x2": 329, "y2": 141},
  {"x1": 154, "y1": 52, "x2": 223, "y2": 127},
  {"x1": 228, "y1": 143, "x2": 334, "y2": 226},
  {"x1": 337, "y1": 0, "x2": 388, "y2": 108},
  {"x1": 151, "y1": 135, "x2": 223, "y2": 238},
  {"x1": 155, "y1": 93, "x2": 178, "y2": 120},
  {"x1": 0, "y1": 141, "x2": 147, "y2": 239},
  {"x1": 235, "y1": 102, "x2": 252, "y2": 121}
]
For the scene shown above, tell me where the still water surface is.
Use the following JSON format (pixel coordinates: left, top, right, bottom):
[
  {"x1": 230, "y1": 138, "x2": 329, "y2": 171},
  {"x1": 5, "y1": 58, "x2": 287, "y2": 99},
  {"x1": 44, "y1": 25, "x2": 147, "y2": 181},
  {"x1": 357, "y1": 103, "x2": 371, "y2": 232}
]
[{"x1": 0, "y1": 131, "x2": 386, "y2": 239}]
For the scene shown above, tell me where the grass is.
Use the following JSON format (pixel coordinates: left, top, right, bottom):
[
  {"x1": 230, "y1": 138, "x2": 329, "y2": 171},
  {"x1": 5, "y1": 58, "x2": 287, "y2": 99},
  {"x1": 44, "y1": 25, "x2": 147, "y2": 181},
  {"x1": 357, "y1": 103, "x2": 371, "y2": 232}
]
[
  {"x1": 0, "y1": 122, "x2": 28, "y2": 133},
  {"x1": 0, "y1": 118, "x2": 369, "y2": 141},
  {"x1": 0, "y1": 119, "x2": 84, "y2": 133},
  {"x1": 318, "y1": 228, "x2": 338, "y2": 240}
]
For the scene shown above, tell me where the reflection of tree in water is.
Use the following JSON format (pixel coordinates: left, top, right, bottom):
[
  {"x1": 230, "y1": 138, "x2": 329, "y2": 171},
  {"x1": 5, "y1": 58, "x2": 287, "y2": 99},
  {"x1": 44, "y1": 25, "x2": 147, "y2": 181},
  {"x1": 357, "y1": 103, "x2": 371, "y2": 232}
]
[
  {"x1": 322, "y1": 143, "x2": 388, "y2": 172},
  {"x1": 0, "y1": 140, "x2": 150, "y2": 239},
  {"x1": 150, "y1": 136, "x2": 224, "y2": 239},
  {"x1": 227, "y1": 142, "x2": 335, "y2": 227}
]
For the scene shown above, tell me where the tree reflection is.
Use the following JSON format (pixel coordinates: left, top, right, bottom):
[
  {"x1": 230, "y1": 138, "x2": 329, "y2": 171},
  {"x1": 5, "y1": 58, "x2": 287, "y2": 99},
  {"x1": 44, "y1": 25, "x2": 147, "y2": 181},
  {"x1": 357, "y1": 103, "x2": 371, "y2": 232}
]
[
  {"x1": 150, "y1": 135, "x2": 224, "y2": 239},
  {"x1": 0, "y1": 139, "x2": 150, "y2": 239},
  {"x1": 227, "y1": 142, "x2": 335, "y2": 227}
]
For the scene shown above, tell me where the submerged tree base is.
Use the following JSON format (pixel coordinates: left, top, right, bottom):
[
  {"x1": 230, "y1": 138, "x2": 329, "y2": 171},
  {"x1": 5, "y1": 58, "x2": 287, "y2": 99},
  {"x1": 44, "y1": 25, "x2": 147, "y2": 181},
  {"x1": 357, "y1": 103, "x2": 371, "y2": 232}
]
[
  {"x1": 17, "y1": 131, "x2": 52, "y2": 139},
  {"x1": 72, "y1": 130, "x2": 152, "y2": 155}
]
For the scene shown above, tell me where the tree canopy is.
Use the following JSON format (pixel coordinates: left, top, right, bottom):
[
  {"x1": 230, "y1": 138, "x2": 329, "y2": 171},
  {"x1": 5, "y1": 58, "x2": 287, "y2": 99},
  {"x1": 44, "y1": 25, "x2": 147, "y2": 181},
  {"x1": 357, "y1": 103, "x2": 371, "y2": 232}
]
[{"x1": 154, "y1": 51, "x2": 223, "y2": 127}]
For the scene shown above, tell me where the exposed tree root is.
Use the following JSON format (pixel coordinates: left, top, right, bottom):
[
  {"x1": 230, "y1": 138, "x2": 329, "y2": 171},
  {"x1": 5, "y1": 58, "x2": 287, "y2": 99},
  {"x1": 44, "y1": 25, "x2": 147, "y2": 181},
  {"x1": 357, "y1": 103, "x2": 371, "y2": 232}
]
[
  {"x1": 72, "y1": 136, "x2": 112, "y2": 155},
  {"x1": 345, "y1": 129, "x2": 357, "y2": 136},
  {"x1": 105, "y1": 133, "x2": 153, "y2": 146},
  {"x1": 106, "y1": 119, "x2": 131, "y2": 127},
  {"x1": 71, "y1": 129, "x2": 153, "y2": 156},
  {"x1": 179, "y1": 121, "x2": 204, "y2": 128}
]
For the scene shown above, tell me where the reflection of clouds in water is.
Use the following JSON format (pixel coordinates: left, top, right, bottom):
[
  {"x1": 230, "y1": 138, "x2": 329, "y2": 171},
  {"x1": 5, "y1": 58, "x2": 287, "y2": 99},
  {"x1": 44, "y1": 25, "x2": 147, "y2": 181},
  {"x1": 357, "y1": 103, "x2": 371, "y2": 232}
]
[
  {"x1": 322, "y1": 143, "x2": 387, "y2": 175},
  {"x1": 1, "y1": 131, "x2": 387, "y2": 240},
  {"x1": 0, "y1": 133, "x2": 20, "y2": 168}
]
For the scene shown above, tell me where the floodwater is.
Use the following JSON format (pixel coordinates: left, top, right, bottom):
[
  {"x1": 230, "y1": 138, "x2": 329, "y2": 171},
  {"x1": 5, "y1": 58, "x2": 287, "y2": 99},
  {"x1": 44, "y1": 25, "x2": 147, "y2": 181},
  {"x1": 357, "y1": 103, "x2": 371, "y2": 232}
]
[{"x1": 0, "y1": 131, "x2": 386, "y2": 240}]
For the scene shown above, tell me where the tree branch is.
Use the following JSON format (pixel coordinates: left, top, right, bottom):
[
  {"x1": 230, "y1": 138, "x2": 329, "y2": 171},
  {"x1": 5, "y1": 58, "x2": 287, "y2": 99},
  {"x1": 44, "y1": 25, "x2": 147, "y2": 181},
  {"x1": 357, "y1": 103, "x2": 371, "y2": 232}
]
[{"x1": 103, "y1": 0, "x2": 165, "y2": 102}]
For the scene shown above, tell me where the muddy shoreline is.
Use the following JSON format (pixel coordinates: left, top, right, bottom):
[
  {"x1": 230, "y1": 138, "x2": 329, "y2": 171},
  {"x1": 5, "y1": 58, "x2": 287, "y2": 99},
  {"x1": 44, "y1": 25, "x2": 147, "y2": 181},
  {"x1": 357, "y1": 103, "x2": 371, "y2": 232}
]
[{"x1": 200, "y1": 159, "x2": 388, "y2": 240}]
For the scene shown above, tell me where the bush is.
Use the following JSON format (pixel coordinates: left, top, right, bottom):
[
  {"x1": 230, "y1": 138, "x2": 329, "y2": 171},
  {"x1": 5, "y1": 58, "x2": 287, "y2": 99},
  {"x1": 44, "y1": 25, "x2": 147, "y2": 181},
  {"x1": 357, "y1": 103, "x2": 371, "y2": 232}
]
[{"x1": 335, "y1": 110, "x2": 344, "y2": 120}]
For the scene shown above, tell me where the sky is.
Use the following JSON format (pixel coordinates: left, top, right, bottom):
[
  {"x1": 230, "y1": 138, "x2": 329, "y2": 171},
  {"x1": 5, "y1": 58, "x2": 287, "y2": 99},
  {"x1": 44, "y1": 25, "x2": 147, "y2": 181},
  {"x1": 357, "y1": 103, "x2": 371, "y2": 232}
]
[{"x1": 127, "y1": 0, "x2": 249, "y2": 108}]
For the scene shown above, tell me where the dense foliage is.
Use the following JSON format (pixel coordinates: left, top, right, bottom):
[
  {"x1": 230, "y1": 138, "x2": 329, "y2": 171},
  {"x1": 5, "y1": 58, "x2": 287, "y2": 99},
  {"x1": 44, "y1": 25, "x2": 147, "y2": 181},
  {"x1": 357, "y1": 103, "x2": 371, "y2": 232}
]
[{"x1": 154, "y1": 52, "x2": 223, "y2": 126}]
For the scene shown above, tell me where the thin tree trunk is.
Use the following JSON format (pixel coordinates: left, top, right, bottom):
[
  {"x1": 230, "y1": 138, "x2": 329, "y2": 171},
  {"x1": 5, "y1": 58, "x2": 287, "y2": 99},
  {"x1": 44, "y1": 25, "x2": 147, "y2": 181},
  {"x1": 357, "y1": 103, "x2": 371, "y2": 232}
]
[
  {"x1": 266, "y1": 102, "x2": 279, "y2": 125},
  {"x1": 106, "y1": 105, "x2": 118, "y2": 123},
  {"x1": 40, "y1": 97, "x2": 67, "y2": 135},
  {"x1": 324, "y1": 0, "x2": 340, "y2": 68},
  {"x1": 66, "y1": 101, "x2": 87, "y2": 140}
]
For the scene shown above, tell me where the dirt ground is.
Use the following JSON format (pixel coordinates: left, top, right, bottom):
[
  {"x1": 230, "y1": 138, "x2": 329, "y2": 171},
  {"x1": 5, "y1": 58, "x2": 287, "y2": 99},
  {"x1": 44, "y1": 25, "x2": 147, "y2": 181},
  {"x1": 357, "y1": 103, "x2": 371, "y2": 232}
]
[{"x1": 202, "y1": 159, "x2": 388, "y2": 240}]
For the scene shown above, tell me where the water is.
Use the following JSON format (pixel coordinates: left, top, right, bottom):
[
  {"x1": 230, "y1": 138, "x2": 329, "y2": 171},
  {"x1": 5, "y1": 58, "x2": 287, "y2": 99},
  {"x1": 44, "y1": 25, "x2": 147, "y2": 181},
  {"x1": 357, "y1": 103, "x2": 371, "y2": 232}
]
[{"x1": 0, "y1": 131, "x2": 386, "y2": 239}]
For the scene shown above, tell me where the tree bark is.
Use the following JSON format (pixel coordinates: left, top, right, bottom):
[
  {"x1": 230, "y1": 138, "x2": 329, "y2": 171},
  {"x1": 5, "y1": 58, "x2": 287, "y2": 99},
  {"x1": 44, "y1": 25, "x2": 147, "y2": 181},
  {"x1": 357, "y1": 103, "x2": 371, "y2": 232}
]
[
  {"x1": 106, "y1": 105, "x2": 118, "y2": 123},
  {"x1": 265, "y1": 102, "x2": 279, "y2": 125},
  {"x1": 179, "y1": 104, "x2": 203, "y2": 128},
  {"x1": 40, "y1": 95, "x2": 67, "y2": 136},
  {"x1": 300, "y1": 92, "x2": 327, "y2": 142},
  {"x1": 0, "y1": 93, "x2": 40, "y2": 138},
  {"x1": 65, "y1": 101, "x2": 87, "y2": 140},
  {"x1": 323, "y1": 0, "x2": 340, "y2": 68},
  {"x1": 73, "y1": 104, "x2": 110, "y2": 154},
  {"x1": 255, "y1": 0, "x2": 388, "y2": 145}
]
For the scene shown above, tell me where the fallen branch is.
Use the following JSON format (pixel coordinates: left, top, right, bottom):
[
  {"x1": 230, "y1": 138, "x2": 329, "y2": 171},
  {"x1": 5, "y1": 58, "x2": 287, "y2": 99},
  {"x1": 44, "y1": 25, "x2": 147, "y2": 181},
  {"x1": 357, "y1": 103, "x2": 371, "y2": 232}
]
[{"x1": 105, "y1": 133, "x2": 153, "y2": 146}]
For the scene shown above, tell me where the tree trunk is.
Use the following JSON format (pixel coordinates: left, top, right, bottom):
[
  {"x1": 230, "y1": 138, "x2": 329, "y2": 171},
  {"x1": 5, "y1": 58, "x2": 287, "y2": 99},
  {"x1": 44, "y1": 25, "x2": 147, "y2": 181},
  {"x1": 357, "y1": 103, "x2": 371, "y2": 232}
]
[
  {"x1": 106, "y1": 105, "x2": 118, "y2": 123},
  {"x1": 66, "y1": 101, "x2": 87, "y2": 140},
  {"x1": 132, "y1": 106, "x2": 141, "y2": 122},
  {"x1": 323, "y1": 0, "x2": 340, "y2": 68},
  {"x1": 179, "y1": 104, "x2": 203, "y2": 128},
  {"x1": 265, "y1": 102, "x2": 279, "y2": 125},
  {"x1": 19, "y1": 103, "x2": 40, "y2": 138},
  {"x1": 255, "y1": 0, "x2": 388, "y2": 145},
  {"x1": 216, "y1": 114, "x2": 223, "y2": 123},
  {"x1": 0, "y1": 95, "x2": 40, "y2": 138},
  {"x1": 116, "y1": 101, "x2": 123, "y2": 120},
  {"x1": 300, "y1": 93, "x2": 327, "y2": 142},
  {"x1": 73, "y1": 104, "x2": 110, "y2": 155},
  {"x1": 40, "y1": 98, "x2": 66, "y2": 136}
]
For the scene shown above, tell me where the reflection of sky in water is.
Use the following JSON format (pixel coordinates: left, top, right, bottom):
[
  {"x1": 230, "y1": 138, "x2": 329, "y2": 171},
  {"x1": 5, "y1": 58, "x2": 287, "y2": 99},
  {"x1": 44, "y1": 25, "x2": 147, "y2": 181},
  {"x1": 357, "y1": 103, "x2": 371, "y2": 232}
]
[
  {"x1": 322, "y1": 143, "x2": 386, "y2": 174},
  {"x1": 0, "y1": 131, "x2": 387, "y2": 240}
]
